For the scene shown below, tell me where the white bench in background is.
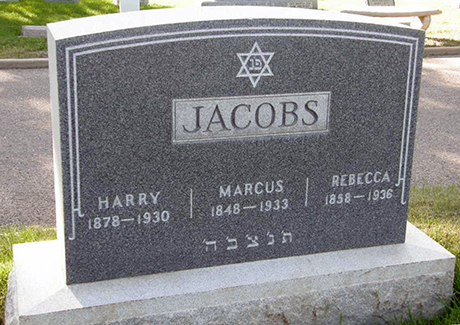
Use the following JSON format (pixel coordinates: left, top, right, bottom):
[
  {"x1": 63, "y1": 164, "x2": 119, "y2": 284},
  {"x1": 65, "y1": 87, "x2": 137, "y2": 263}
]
[{"x1": 341, "y1": 5, "x2": 442, "y2": 30}]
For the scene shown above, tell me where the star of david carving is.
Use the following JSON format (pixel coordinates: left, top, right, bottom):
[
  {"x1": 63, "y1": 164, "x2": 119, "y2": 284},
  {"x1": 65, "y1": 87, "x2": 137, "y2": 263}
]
[{"x1": 236, "y1": 42, "x2": 274, "y2": 88}]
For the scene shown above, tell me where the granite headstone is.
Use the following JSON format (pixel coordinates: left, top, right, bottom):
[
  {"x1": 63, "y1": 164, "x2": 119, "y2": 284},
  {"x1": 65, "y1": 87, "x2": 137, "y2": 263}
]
[{"x1": 47, "y1": 7, "x2": 424, "y2": 284}]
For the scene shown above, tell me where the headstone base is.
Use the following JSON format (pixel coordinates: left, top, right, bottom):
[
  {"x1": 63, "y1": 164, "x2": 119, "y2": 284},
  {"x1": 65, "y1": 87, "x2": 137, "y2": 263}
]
[{"x1": 5, "y1": 223, "x2": 455, "y2": 325}]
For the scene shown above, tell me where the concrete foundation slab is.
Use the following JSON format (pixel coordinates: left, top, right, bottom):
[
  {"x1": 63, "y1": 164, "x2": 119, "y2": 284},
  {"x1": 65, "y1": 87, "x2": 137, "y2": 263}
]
[
  {"x1": 5, "y1": 223, "x2": 456, "y2": 325},
  {"x1": 21, "y1": 26, "x2": 47, "y2": 37}
]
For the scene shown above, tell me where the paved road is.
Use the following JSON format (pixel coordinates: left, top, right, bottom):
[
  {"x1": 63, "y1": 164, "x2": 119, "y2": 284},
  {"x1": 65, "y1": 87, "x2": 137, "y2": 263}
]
[
  {"x1": 0, "y1": 69, "x2": 54, "y2": 225},
  {"x1": 412, "y1": 57, "x2": 460, "y2": 186},
  {"x1": 1, "y1": 57, "x2": 459, "y2": 225}
]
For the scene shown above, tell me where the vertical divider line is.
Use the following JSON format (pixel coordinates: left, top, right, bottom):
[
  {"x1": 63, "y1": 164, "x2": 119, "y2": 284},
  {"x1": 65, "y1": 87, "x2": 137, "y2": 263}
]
[
  {"x1": 305, "y1": 178, "x2": 309, "y2": 207},
  {"x1": 190, "y1": 189, "x2": 193, "y2": 218}
]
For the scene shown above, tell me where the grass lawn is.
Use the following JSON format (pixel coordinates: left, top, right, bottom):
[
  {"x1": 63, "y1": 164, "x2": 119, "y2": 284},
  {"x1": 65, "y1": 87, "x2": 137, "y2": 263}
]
[
  {"x1": 0, "y1": 186, "x2": 459, "y2": 324},
  {"x1": 405, "y1": 186, "x2": 460, "y2": 325},
  {"x1": 0, "y1": 0, "x2": 459, "y2": 58},
  {"x1": 0, "y1": 0, "x2": 170, "y2": 58}
]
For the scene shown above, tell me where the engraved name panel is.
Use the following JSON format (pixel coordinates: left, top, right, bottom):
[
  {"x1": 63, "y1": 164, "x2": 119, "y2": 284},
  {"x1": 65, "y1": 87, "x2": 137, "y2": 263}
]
[{"x1": 173, "y1": 92, "x2": 330, "y2": 143}]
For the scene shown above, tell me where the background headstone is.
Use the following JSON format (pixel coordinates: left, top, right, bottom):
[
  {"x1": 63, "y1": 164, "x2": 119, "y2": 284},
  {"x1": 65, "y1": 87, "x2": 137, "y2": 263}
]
[
  {"x1": 21, "y1": 26, "x2": 47, "y2": 37},
  {"x1": 119, "y1": 0, "x2": 139, "y2": 11},
  {"x1": 113, "y1": 0, "x2": 147, "y2": 7},
  {"x1": 202, "y1": 0, "x2": 318, "y2": 9},
  {"x1": 366, "y1": 0, "x2": 395, "y2": 6}
]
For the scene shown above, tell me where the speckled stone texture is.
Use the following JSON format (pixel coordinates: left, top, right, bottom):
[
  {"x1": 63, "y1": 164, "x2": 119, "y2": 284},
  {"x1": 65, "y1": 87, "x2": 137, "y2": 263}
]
[
  {"x1": 5, "y1": 223, "x2": 456, "y2": 325},
  {"x1": 47, "y1": 7, "x2": 425, "y2": 284}
]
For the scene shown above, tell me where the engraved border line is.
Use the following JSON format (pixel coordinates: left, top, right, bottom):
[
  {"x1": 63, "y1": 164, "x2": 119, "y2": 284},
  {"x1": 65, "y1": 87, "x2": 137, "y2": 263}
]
[
  {"x1": 401, "y1": 41, "x2": 419, "y2": 205},
  {"x1": 190, "y1": 189, "x2": 193, "y2": 218},
  {"x1": 65, "y1": 49, "x2": 76, "y2": 241},
  {"x1": 64, "y1": 26, "x2": 420, "y2": 53},
  {"x1": 305, "y1": 178, "x2": 309, "y2": 207}
]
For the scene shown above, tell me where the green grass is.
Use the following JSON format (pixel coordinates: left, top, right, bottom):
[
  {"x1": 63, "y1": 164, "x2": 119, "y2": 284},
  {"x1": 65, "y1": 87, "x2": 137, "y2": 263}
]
[
  {"x1": 0, "y1": 186, "x2": 460, "y2": 324},
  {"x1": 0, "y1": 225, "x2": 56, "y2": 325},
  {"x1": 409, "y1": 186, "x2": 460, "y2": 257},
  {"x1": 397, "y1": 185, "x2": 460, "y2": 325},
  {"x1": 0, "y1": 0, "x2": 117, "y2": 58},
  {"x1": 0, "y1": 0, "x2": 170, "y2": 58},
  {"x1": 0, "y1": 0, "x2": 459, "y2": 58},
  {"x1": 0, "y1": 0, "x2": 116, "y2": 36},
  {"x1": 0, "y1": 37, "x2": 47, "y2": 59}
]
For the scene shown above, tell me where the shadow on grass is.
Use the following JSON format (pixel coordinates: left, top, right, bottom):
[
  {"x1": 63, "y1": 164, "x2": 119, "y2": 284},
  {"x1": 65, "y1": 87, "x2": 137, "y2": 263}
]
[
  {"x1": 0, "y1": 0, "x2": 118, "y2": 37},
  {"x1": 0, "y1": 0, "x2": 171, "y2": 37},
  {"x1": 0, "y1": 0, "x2": 171, "y2": 57}
]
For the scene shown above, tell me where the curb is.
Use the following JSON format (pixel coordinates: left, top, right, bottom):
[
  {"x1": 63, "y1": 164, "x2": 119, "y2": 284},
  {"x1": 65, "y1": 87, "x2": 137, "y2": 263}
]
[
  {"x1": 0, "y1": 58, "x2": 48, "y2": 69},
  {"x1": 0, "y1": 47, "x2": 459, "y2": 69},
  {"x1": 424, "y1": 46, "x2": 460, "y2": 57}
]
